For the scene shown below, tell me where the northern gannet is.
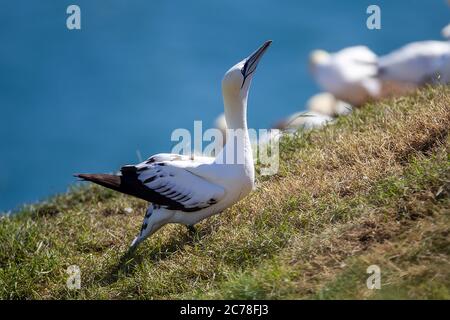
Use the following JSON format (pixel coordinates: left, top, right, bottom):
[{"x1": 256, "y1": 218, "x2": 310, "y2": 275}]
[
  {"x1": 273, "y1": 111, "x2": 334, "y2": 132},
  {"x1": 309, "y1": 46, "x2": 381, "y2": 106},
  {"x1": 75, "y1": 40, "x2": 272, "y2": 250},
  {"x1": 377, "y1": 40, "x2": 450, "y2": 87},
  {"x1": 306, "y1": 92, "x2": 353, "y2": 117}
]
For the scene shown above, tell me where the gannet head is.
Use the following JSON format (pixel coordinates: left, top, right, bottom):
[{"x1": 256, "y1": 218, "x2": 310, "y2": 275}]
[
  {"x1": 309, "y1": 49, "x2": 331, "y2": 72},
  {"x1": 222, "y1": 40, "x2": 272, "y2": 98}
]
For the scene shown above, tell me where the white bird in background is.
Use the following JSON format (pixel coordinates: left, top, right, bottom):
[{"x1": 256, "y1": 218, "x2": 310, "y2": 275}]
[
  {"x1": 273, "y1": 111, "x2": 334, "y2": 132},
  {"x1": 377, "y1": 40, "x2": 450, "y2": 89},
  {"x1": 309, "y1": 46, "x2": 381, "y2": 106},
  {"x1": 75, "y1": 40, "x2": 272, "y2": 250},
  {"x1": 306, "y1": 92, "x2": 353, "y2": 117},
  {"x1": 441, "y1": 23, "x2": 450, "y2": 40}
]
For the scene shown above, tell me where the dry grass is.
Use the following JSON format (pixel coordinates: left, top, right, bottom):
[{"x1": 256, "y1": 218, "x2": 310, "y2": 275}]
[{"x1": 0, "y1": 86, "x2": 449, "y2": 299}]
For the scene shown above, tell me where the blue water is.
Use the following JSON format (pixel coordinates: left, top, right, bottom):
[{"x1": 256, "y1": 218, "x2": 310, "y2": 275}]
[{"x1": 0, "y1": 0, "x2": 448, "y2": 212}]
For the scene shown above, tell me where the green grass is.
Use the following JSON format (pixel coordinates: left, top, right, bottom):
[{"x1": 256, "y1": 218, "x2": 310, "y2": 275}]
[{"x1": 0, "y1": 86, "x2": 449, "y2": 299}]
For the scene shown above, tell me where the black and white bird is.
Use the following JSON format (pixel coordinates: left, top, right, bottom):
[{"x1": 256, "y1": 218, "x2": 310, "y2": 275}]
[{"x1": 75, "y1": 40, "x2": 272, "y2": 250}]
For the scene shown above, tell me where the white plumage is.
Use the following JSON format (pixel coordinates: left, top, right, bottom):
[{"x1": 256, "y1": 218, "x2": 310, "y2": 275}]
[
  {"x1": 214, "y1": 113, "x2": 227, "y2": 145},
  {"x1": 378, "y1": 40, "x2": 450, "y2": 86},
  {"x1": 441, "y1": 23, "x2": 450, "y2": 40},
  {"x1": 274, "y1": 111, "x2": 334, "y2": 132},
  {"x1": 309, "y1": 46, "x2": 381, "y2": 106}
]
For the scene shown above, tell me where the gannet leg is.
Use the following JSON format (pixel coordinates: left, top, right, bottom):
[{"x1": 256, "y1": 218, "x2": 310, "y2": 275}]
[
  {"x1": 187, "y1": 225, "x2": 196, "y2": 234},
  {"x1": 129, "y1": 204, "x2": 174, "y2": 251},
  {"x1": 130, "y1": 203, "x2": 153, "y2": 251}
]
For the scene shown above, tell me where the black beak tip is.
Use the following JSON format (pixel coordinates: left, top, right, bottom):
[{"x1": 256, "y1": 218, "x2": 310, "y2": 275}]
[
  {"x1": 259, "y1": 40, "x2": 272, "y2": 52},
  {"x1": 263, "y1": 40, "x2": 273, "y2": 49}
]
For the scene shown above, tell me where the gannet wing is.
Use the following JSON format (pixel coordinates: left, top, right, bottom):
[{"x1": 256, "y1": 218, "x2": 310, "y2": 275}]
[
  {"x1": 76, "y1": 154, "x2": 222, "y2": 211},
  {"x1": 118, "y1": 158, "x2": 225, "y2": 212},
  {"x1": 145, "y1": 153, "x2": 215, "y2": 164},
  {"x1": 378, "y1": 41, "x2": 450, "y2": 84}
]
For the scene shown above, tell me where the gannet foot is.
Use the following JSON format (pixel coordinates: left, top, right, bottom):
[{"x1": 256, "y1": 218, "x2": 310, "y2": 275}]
[
  {"x1": 127, "y1": 237, "x2": 141, "y2": 253},
  {"x1": 187, "y1": 225, "x2": 196, "y2": 234}
]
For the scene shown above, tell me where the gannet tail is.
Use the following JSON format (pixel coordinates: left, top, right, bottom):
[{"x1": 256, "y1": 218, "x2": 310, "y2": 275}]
[{"x1": 74, "y1": 173, "x2": 122, "y2": 192}]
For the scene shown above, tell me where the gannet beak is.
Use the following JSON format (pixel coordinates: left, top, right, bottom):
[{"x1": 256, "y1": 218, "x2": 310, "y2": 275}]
[{"x1": 241, "y1": 40, "x2": 272, "y2": 87}]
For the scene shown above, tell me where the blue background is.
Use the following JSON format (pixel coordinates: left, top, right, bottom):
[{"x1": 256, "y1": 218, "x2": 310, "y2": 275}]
[{"x1": 0, "y1": 0, "x2": 448, "y2": 212}]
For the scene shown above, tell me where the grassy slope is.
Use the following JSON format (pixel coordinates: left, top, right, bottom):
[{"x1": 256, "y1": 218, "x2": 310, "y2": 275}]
[{"x1": 0, "y1": 86, "x2": 449, "y2": 300}]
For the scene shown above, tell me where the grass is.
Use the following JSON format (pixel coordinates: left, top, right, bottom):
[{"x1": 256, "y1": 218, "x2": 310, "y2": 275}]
[{"x1": 0, "y1": 86, "x2": 449, "y2": 299}]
